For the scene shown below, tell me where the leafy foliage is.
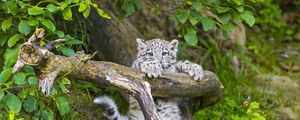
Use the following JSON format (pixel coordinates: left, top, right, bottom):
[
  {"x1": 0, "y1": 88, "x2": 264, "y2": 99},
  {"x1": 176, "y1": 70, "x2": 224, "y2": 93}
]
[
  {"x1": 0, "y1": 0, "x2": 110, "y2": 119},
  {"x1": 1, "y1": 0, "x2": 296, "y2": 119}
]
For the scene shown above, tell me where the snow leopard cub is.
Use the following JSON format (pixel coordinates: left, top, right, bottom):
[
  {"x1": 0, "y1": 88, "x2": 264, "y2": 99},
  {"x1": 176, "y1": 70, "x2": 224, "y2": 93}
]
[{"x1": 94, "y1": 38, "x2": 204, "y2": 120}]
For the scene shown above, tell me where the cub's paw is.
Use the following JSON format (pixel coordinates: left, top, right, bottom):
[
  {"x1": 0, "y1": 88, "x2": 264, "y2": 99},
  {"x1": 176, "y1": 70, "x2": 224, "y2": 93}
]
[
  {"x1": 140, "y1": 61, "x2": 163, "y2": 78},
  {"x1": 181, "y1": 62, "x2": 204, "y2": 80}
]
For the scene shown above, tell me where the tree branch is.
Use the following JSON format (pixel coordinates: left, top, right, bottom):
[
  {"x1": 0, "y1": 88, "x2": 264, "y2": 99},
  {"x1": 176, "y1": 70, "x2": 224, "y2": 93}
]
[{"x1": 13, "y1": 28, "x2": 224, "y2": 119}]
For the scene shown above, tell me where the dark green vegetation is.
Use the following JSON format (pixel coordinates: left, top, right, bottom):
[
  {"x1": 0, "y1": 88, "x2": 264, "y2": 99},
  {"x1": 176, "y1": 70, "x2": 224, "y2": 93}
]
[{"x1": 0, "y1": 0, "x2": 299, "y2": 119}]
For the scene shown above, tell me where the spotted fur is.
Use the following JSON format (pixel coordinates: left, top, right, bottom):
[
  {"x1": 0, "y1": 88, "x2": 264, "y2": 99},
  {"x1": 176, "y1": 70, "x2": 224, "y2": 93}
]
[{"x1": 94, "y1": 38, "x2": 204, "y2": 120}]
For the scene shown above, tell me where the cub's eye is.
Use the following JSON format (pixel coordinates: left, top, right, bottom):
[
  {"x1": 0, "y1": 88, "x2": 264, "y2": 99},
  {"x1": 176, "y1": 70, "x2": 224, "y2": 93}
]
[
  {"x1": 147, "y1": 52, "x2": 153, "y2": 56},
  {"x1": 162, "y1": 52, "x2": 168, "y2": 56}
]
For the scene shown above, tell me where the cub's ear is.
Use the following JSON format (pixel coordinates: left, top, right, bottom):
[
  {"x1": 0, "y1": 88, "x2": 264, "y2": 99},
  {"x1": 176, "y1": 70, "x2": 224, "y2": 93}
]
[
  {"x1": 136, "y1": 38, "x2": 146, "y2": 50},
  {"x1": 168, "y1": 39, "x2": 178, "y2": 52}
]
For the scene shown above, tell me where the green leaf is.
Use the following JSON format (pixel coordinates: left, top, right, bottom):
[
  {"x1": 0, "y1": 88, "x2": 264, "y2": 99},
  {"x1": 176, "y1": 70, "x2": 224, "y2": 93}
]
[
  {"x1": 184, "y1": 28, "x2": 198, "y2": 46},
  {"x1": 67, "y1": 39, "x2": 82, "y2": 45},
  {"x1": 241, "y1": 11, "x2": 255, "y2": 27},
  {"x1": 4, "y1": 93, "x2": 22, "y2": 113},
  {"x1": 47, "y1": 4, "x2": 58, "y2": 13},
  {"x1": 27, "y1": 7, "x2": 45, "y2": 15},
  {"x1": 216, "y1": 6, "x2": 230, "y2": 13},
  {"x1": 14, "y1": 73, "x2": 27, "y2": 85},
  {"x1": 78, "y1": 2, "x2": 88, "y2": 12},
  {"x1": 236, "y1": 6, "x2": 244, "y2": 13},
  {"x1": 26, "y1": 19, "x2": 39, "y2": 26},
  {"x1": 17, "y1": 1, "x2": 28, "y2": 9},
  {"x1": 0, "y1": 68, "x2": 13, "y2": 85},
  {"x1": 18, "y1": 88, "x2": 28, "y2": 100},
  {"x1": 96, "y1": 8, "x2": 111, "y2": 19},
  {"x1": 191, "y1": 1, "x2": 202, "y2": 11},
  {"x1": 201, "y1": 17, "x2": 215, "y2": 31},
  {"x1": 61, "y1": 77, "x2": 71, "y2": 84},
  {"x1": 41, "y1": 19, "x2": 56, "y2": 32},
  {"x1": 28, "y1": 76, "x2": 38, "y2": 85},
  {"x1": 7, "y1": 34, "x2": 22, "y2": 48},
  {"x1": 62, "y1": 7, "x2": 73, "y2": 21},
  {"x1": 57, "y1": 47, "x2": 75, "y2": 57},
  {"x1": 220, "y1": 23, "x2": 234, "y2": 31},
  {"x1": 59, "y1": 84, "x2": 68, "y2": 93},
  {"x1": 83, "y1": 6, "x2": 90, "y2": 18},
  {"x1": 177, "y1": 9, "x2": 189, "y2": 23},
  {"x1": 56, "y1": 31, "x2": 65, "y2": 38},
  {"x1": 73, "y1": 0, "x2": 80, "y2": 3},
  {"x1": 55, "y1": 96, "x2": 71, "y2": 116},
  {"x1": 24, "y1": 66, "x2": 35, "y2": 74},
  {"x1": 18, "y1": 20, "x2": 31, "y2": 35},
  {"x1": 122, "y1": 2, "x2": 135, "y2": 16},
  {"x1": 4, "y1": 45, "x2": 21, "y2": 68},
  {"x1": 189, "y1": 16, "x2": 198, "y2": 25},
  {"x1": 0, "y1": 90, "x2": 4, "y2": 101},
  {"x1": 28, "y1": 86, "x2": 37, "y2": 96},
  {"x1": 1, "y1": 18, "x2": 12, "y2": 32},
  {"x1": 34, "y1": 108, "x2": 54, "y2": 120},
  {"x1": 5, "y1": 1, "x2": 18, "y2": 15},
  {"x1": 23, "y1": 96, "x2": 37, "y2": 112},
  {"x1": 232, "y1": 0, "x2": 242, "y2": 5}
]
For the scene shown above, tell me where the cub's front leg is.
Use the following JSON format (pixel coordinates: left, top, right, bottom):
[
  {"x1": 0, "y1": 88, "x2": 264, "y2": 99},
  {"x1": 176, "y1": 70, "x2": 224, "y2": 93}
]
[
  {"x1": 175, "y1": 60, "x2": 204, "y2": 80},
  {"x1": 133, "y1": 59, "x2": 163, "y2": 78}
]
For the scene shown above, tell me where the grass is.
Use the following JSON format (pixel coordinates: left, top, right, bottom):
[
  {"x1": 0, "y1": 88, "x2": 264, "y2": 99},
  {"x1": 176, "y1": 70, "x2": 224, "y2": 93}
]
[{"x1": 193, "y1": 27, "x2": 300, "y2": 119}]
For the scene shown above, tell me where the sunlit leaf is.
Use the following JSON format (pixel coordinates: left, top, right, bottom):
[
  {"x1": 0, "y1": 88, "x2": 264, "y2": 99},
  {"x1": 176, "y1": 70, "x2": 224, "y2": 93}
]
[
  {"x1": 83, "y1": 6, "x2": 90, "y2": 18},
  {"x1": 79, "y1": 2, "x2": 88, "y2": 12},
  {"x1": 62, "y1": 7, "x2": 73, "y2": 21},
  {"x1": 241, "y1": 10, "x2": 255, "y2": 27},
  {"x1": 41, "y1": 19, "x2": 56, "y2": 32},
  {"x1": 4, "y1": 93, "x2": 22, "y2": 113},
  {"x1": 27, "y1": 7, "x2": 45, "y2": 15},
  {"x1": 61, "y1": 77, "x2": 71, "y2": 84},
  {"x1": 47, "y1": 4, "x2": 58, "y2": 13},
  {"x1": 7, "y1": 34, "x2": 22, "y2": 48},
  {"x1": 1, "y1": 18, "x2": 12, "y2": 32},
  {"x1": 96, "y1": 8, "x2": 111, "y2": 19}
]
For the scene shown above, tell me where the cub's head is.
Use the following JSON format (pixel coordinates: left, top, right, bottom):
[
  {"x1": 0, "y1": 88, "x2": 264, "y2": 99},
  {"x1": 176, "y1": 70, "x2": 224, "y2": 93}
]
[{"x1": 136, "y1": 38, "x2": 178, "y2": 68}]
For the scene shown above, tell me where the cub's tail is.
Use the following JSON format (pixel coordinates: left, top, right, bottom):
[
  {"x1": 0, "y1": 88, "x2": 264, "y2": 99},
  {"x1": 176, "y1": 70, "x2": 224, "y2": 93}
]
[{"x1": 93, "y1": 96, "x2": 128, "y2": 120}]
